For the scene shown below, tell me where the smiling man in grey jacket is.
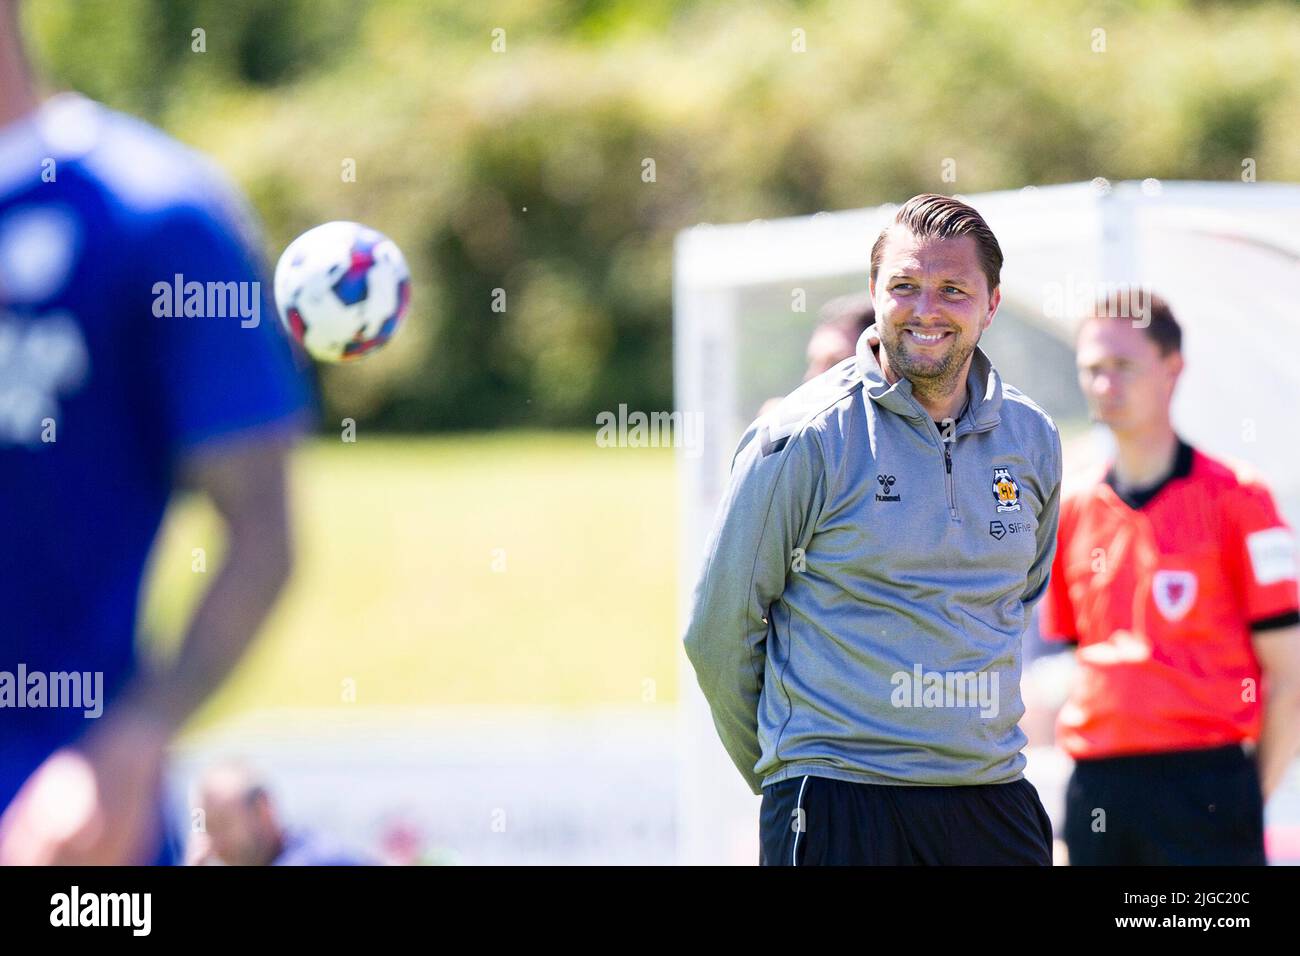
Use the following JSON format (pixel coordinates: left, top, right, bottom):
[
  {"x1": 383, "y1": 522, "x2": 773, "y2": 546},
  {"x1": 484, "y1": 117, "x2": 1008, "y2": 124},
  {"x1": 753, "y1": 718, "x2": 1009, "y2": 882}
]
[{"x1": 683, "y1": 194, "x2": 1062, "y2": 865}]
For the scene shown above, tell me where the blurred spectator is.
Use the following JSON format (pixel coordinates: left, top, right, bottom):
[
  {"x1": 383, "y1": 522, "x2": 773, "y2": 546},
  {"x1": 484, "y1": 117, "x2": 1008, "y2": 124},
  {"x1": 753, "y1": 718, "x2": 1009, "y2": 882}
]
[
  {"x1": 802, "y1": 291, "x2": 876, "y2": 381},
  {"x1": 757, "y1": 291, "x2": 876, "y2": 418},
  {"x1": 376, "y1": 813, "x2": 462, "y2": 866},
  {"x1": 193, "y1": 761, "x2": 376, "y2": 866}
]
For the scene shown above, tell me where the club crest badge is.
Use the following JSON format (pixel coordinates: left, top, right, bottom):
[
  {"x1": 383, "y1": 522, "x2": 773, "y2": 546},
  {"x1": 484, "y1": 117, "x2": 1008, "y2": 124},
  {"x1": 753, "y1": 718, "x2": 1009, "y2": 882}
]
[
  {"x1": 1153, "y1": 570, "x2": 1197, "y2": 622},
  {"x1": 992, "y1": 467, "x2": 1021, "y2": 513}
]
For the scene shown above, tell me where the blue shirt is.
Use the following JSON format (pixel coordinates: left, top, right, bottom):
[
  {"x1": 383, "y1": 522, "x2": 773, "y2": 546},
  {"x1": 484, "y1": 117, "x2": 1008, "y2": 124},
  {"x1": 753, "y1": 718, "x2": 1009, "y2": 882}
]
[
  {"x1": 0, "y1": 95, "x2": 310, "y2": 814},
  {"x1": 274, "y1": 829, "x2": 377, "y2": 867}
]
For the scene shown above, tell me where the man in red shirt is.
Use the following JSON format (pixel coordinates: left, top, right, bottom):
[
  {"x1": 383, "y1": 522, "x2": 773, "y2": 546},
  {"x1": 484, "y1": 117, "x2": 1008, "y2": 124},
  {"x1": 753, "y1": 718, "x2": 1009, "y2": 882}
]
[{"x1": 1040, "y1": 290, "x2": 1300, "y2": 865}]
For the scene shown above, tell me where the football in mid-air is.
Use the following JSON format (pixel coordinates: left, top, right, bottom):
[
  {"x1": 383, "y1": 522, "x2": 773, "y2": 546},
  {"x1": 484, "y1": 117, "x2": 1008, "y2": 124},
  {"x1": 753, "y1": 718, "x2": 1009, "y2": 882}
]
[{"x1": 273, "y1": 221, "x2": 411, "y2": 363}]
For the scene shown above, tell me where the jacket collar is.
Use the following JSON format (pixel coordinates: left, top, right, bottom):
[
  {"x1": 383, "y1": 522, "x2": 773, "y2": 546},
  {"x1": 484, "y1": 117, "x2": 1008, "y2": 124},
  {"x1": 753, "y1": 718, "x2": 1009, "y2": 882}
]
[{"x1": 855, "y1": 323, "x2": 1003, "y2": 430}]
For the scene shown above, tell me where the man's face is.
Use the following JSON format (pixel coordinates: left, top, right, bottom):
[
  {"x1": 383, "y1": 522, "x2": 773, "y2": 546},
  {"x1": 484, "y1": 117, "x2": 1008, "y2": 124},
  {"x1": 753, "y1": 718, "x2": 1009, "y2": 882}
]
[
  {"x1": 201, "y1": 789, "x2": 275, "y2": 866},
  {"x1": 869, "y1": 229, "x2": 998, "y2": 390},
  {"x1": 1075, "y1": 317, "x2": 1181, "y2": 434},
  {"x1": 804, "y1": 324, "x2": 857, "y2": 381}
]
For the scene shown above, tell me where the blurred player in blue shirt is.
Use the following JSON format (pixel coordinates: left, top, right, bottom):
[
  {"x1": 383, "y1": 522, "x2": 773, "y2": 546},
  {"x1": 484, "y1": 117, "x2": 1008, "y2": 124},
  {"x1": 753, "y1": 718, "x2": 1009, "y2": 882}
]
[{"x1": 0, "y1": 2, "x2": 310, "y2": 864}]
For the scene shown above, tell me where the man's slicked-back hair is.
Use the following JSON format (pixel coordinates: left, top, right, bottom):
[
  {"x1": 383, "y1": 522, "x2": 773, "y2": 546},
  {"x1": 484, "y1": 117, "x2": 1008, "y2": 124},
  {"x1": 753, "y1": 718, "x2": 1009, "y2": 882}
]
[{"x1": 869, "y1": 193, "x2": 1004, "y2": 294}]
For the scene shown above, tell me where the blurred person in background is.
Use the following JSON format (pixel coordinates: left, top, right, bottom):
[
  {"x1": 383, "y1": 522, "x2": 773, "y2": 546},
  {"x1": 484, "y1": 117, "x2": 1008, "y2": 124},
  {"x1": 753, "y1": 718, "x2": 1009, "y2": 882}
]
[
  {"x1": 0, "y1": 0, "x2": 309, "y2": 864},
  {"x1": 803, "y1": 291, "x2": 876, "y2": 382},
  {"x1": 1039, "y1": 290, "x2": 1300, "y2": 865},
  {"x1": 757, "y1": 291, "x2": 876, "y2": 419},
  {"x1": 191, "y1": 762, "x2": 375, "y2": 866},
  {"x1": 376, "y1": 813, "x2": 462, "y2": 866}
]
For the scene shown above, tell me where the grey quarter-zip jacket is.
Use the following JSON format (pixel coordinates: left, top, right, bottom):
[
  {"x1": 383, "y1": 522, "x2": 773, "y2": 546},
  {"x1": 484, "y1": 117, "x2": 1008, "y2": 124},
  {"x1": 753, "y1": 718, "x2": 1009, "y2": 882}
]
[{"x1": 683, "y1": 325, "x2": 1062, "y2": 795}]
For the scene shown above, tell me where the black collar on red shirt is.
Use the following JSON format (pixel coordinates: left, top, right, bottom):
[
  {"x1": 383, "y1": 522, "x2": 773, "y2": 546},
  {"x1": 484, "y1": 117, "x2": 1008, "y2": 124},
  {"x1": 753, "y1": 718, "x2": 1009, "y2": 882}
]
[{"x1": 1104, "y1": 438, "x2": 1194, "y2": 510}]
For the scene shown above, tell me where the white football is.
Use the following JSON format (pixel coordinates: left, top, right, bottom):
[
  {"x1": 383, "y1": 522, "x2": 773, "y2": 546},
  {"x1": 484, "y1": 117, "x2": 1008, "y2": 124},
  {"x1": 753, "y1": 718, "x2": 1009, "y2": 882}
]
[{"x1": 273, "y1": 221, "x2": 411, "y2": 362}]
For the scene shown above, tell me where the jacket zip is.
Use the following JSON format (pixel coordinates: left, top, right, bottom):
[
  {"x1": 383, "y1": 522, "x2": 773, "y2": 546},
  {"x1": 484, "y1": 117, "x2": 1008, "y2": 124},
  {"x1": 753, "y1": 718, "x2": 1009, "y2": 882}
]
[
  {"x1": 896, "y1": 383, "x2": 1001, "y2": 525},
  {"x1": 943, "y1": 441, "x2": 957, "y2": 521},
  {"x1": 913, "y1": 410, "x2": 960, "y2": 524},
  {"x1": 915, "y1": 407, "x2": 1000, "y2": 525}
]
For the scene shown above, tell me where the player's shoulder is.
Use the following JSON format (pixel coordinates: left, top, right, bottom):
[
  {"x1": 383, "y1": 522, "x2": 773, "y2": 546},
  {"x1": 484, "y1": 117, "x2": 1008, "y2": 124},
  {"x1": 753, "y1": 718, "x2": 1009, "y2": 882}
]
[
  {"x1": 739, "y1": 358, "x2": 861, "y2": 464},
  {"x1": 998, "y1": 380, "x2": 1059, "y2": 440},
  {"x1": 46, "y1": 95, "x2": 255, "y2": 236},
  {"x1": 996, "y1": 380, "x2": 1063, "y2": 491},
  {"x1": 1192, "y1": 446, "x2": 1260, "y2": 486},
  {"x1": 1190, "y1": 447, "x2": 1280, "y2": 509},
  {"x1": 766, "y1": 356, "x2": 863, "y2": 441},
  {"x1": 1060, "y1": 463, "x2": 1109, "y2": 505}
]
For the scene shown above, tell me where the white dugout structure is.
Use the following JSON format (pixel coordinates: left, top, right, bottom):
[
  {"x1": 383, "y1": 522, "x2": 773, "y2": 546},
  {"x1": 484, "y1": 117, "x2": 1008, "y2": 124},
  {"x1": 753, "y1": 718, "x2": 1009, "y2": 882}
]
[{"x1": 673, "y1": 181, "x2": 1300, "y2": 865}]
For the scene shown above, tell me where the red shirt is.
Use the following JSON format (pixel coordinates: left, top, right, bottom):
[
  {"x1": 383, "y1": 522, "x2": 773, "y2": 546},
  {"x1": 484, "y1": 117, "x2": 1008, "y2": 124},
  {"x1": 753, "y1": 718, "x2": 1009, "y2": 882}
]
[{"x1": 1039, "y1": 442, "x2": 1299, "y2": 760}]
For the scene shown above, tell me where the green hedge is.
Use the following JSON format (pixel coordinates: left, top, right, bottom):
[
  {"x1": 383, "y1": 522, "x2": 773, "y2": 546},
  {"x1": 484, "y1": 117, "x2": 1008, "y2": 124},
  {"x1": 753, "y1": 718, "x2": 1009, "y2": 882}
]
[{"x1": 23, "y1": 0, "x2": 1300, "y2": 429}]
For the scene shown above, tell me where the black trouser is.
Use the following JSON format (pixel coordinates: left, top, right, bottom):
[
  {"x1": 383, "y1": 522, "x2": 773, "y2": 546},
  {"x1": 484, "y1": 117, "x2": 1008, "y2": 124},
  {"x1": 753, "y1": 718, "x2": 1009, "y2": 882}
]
[
  {"x1": 1064, "y1": 742, "x2": 1266, "y2": 865},
  {"x1": 759, "y1": 774, "x2": 1053, "y2": 865}
]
